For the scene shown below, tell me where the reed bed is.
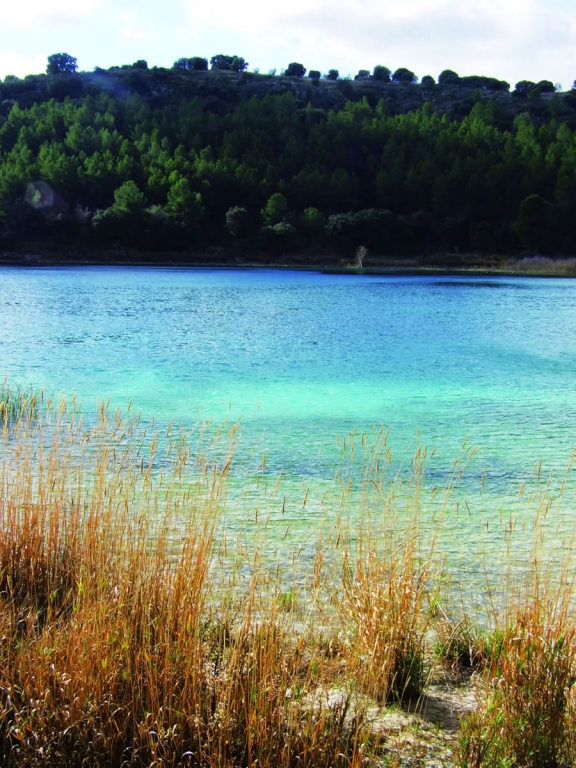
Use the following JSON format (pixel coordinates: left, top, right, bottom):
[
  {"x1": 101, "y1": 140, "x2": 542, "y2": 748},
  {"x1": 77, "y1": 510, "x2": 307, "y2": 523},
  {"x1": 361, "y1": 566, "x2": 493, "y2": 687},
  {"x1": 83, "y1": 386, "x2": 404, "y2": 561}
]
[{"x1": 0, "y1": 387, "x2": 575, "y2": 767}]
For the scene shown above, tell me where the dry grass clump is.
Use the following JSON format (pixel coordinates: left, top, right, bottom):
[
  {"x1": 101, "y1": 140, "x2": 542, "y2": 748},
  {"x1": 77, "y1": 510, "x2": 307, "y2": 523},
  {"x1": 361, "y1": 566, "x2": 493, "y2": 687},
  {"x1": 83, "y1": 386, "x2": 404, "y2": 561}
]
[
  {"x1": 341, "y1": 538, "x2": 431, "y2": 704},
  {"x1": 457, "y1": 586, "x2": 576, "y2": 768},
  {"x1": 0, "y1": 397, "x2": 378, "y2": 767}
]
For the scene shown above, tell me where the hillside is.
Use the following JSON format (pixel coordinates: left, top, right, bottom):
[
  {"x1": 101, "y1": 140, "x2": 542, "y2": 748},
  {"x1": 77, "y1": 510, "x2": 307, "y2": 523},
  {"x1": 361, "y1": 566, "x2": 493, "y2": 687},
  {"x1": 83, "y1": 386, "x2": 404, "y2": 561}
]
[{"x1": 1, "y1": 59, "x2": 576, "y2": 263}]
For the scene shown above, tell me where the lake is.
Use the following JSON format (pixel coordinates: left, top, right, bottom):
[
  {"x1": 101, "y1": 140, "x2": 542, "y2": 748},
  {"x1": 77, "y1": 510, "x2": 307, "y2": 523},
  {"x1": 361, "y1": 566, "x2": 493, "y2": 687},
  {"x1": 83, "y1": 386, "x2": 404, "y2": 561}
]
[{"x1": 1, "y1": 266, "x2": 576, "y2": 597}]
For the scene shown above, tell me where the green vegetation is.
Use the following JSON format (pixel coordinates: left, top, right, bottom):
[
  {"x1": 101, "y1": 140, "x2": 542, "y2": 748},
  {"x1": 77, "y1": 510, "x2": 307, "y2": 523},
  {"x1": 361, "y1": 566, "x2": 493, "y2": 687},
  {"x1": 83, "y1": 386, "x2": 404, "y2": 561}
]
[
  {"x1": 2, "y1": 56, "x2": 576, "y2": 261},
  {"x1": 0, "y1": 382, "x2": 39, "y2": 422},
  {"x1": 1, "y1": 389, "x2": 576, "y2": 765}
]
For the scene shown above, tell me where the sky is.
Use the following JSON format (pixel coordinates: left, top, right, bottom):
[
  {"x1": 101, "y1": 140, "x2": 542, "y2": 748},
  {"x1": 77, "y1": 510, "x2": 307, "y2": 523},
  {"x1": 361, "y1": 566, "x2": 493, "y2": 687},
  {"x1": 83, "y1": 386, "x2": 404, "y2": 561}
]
[{"x1": 1, "y1": 0, "x2": 575, "y2": 91}]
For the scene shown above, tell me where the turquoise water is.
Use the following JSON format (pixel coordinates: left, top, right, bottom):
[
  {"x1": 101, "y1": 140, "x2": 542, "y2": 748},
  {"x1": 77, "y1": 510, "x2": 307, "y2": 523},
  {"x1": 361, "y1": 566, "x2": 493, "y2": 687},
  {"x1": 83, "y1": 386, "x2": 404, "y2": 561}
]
[{"x1": 1, "y1": 266, "x2": 576, "y2": 588}]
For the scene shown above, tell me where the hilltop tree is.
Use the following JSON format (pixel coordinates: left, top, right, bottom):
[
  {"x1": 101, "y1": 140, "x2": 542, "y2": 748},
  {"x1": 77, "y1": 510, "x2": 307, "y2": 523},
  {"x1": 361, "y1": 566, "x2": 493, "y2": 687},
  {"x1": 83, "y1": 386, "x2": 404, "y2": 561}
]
[
  {"x1": 210, "y1": 55, "x2": 248, "y2": 72},
  {"x1": 284, "y1": 63, "x2": 306, "y2": 78},
  {"x1": 174, "y1": 57, "x2": 208, "y2": 71},
  {"x1": 354, "y1": 70, "x2": 371, "y2": 81},
  {"x1": 392, "y1": 68, "x2": 417, "y2": 84},
  {"x1": 210, "y1": 54, "x2": 231, "y2": 70},
  {"x1": 308, "y1": 70, "x2": 321, "y2": 80},
  {"x1": 372, "y1": 65, "x2": 391, "y2": 82},
  {"x1": 46, "y1": 53, "x2": 78, "y2": 75},
  {"x1": 421, "y1": 75, "x2": 435, "y2": 87},
  {"x1": 439, "y1": 69, "x2": 459, "y2": 85},
  {"x1": 326, "y1": 69, "x2": 339, "y2": 81},
  {"x1": 536, "y1": 80, "x2": 556, "y2": 93},
  {"x1": 230, "y1": 57, "x2": 249, "y2": 72}
]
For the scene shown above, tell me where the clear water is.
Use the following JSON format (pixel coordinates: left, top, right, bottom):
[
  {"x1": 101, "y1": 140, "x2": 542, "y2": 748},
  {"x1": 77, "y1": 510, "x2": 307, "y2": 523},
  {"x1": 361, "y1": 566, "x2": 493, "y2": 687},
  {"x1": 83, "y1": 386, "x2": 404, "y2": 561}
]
[{"x1": 1, "y1": 266, "x2": 576, "y2": 592}]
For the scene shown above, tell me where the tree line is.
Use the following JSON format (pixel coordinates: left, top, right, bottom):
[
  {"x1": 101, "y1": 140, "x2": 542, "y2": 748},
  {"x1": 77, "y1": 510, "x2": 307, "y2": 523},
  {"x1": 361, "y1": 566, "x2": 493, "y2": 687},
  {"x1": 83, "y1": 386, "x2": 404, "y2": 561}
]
[{"x1": 1, "y1": 55, "x2": 576, "y2": 258}]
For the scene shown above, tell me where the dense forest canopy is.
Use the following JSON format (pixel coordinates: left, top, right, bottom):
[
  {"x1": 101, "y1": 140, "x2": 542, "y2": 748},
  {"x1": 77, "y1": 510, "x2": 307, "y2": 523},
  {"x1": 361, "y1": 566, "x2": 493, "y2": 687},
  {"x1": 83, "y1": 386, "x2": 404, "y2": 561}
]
[{"x1": 1, "y1": 54, "x2": 576, "y2": 258}]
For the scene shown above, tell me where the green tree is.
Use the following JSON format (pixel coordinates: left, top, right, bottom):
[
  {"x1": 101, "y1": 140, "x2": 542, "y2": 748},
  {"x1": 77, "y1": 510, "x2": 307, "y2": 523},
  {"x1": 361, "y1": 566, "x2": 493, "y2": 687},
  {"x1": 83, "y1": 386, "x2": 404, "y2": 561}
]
[
  {"x1": 372, "y1": 66, "x2": 391, "y2": 82},
  {"x1": 225, "y1": 206, "x2": 252, "y2": 237},
  {"x1": 112, "y1": 180, "x2": 145, "y2": 213},
  {"x1": 308, "y1": 70, "x2": 321, "y2": 80},
  {"x1": 326, "y1": 69, "x2": 339, "y2": 81},
  {"x1": 210, "y1": 54, "x2": 247, "y2": 71},
  {"x1": 210, "y1": 55, "x2": 233, "y2": 71},
  {"x1": 172, "y1": 57, "x2": 195, "y2": 71},
  {"x1": 536, "y1": 80, "x2": 556, "y2": 93},
  {"x1": 166, "y1": 178, "x2": 203, "y2": 226},
  {"x1": 92, "y1": 181, "x2": 146, "y2": 241},
  {"x1": 421, "y1": 75, "x2": 435, "y2": 87},
  {"x1": 515, "y1": 80, "x2": 536, "y2": 93},
  {"x1": 46, "y1": 73, "x2": 83, "y2": 99},
  {"x1": 392, "y1": 68, "x2": 417, "y2": 84},
  {"x1": 284, "y1": 63, "x2": 306, "y2": 78},
  {"x1": 299, "y1": 206, "x2": 324, "y2": 236},
  {"x1": 46, "y1": 53, "x2": 78, "y2": 75},
  {"x1": 261, "y1": 192, "x2": 288, "y2": 225},
  {"x1": 190, "y1": 57, "x2": 208, "y2": 71},
  {"x1": 438, "y1": 69, "x2": 459, "y2": 85},
  {"x1": 230, "y1": 57, "x2": 249, "y2": 72},
  {"x1": 325, "y1": 212, "x2": 357, "y2": 245}
]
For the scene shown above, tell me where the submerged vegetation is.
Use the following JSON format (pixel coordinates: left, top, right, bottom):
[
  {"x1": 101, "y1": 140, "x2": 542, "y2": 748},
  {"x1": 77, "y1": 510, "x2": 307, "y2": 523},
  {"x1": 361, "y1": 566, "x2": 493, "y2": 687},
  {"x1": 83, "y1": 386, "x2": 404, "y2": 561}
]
[
  {"x1": 1, "y1": 385, "x2": 576, "y2": 766},
  {"x1": 2, "y1": 57, "x2": 576, "y2": 260}
]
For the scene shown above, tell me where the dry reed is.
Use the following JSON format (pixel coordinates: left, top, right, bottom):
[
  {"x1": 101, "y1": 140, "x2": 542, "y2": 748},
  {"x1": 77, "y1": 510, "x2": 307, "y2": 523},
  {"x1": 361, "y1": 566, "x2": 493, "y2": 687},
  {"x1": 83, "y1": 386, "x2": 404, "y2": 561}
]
[
  {"x1": 0, "y1": 387, "x2": 575, "y2": 767},
  {"x1": 0, "y1": 393, "x2": 376, "y2": 766}
]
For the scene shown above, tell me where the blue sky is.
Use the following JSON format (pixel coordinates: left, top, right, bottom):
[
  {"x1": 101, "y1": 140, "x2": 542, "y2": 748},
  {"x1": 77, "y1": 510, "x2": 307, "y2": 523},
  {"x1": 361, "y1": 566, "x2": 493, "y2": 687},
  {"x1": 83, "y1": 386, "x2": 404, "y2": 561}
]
[{"x1": 1, "y1": 0, "x2": 575, "y2": 90}]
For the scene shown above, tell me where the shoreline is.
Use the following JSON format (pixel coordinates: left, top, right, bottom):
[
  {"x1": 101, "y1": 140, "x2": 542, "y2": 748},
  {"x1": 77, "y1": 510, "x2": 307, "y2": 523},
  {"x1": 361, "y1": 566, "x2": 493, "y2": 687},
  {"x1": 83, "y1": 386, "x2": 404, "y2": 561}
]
[{"x1": 1, "y1": 246, "x2": 576, "y2": 277}]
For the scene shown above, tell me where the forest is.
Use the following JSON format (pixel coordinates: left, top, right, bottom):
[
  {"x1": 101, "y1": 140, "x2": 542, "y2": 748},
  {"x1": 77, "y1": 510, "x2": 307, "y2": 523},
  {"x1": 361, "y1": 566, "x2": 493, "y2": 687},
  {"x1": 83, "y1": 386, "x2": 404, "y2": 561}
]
[{"x1": 1, "y1": 54, "x2": 576, "y2": 261}]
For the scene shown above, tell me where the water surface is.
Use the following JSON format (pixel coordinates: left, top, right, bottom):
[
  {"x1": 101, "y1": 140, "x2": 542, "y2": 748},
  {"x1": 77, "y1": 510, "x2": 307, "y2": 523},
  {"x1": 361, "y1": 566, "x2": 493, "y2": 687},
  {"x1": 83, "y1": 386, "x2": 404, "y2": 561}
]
[{"x1": 1, "y1": 266, "x2": 575, "y2": 586}]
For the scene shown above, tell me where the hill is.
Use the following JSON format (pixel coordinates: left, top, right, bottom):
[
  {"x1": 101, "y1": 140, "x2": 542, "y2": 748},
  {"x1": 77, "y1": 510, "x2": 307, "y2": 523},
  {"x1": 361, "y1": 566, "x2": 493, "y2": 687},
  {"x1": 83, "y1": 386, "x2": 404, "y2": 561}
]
[{"x1": 1, "y1": 58, "x2": 576, "y2": 263}]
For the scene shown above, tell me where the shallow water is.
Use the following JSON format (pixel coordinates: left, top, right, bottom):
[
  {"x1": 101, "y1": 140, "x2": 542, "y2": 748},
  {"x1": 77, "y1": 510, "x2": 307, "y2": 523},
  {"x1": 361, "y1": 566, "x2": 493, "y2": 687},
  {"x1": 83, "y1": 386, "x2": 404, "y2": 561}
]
[{"x1": 1, "y1": 266, "x2": 576, "y2": 591}]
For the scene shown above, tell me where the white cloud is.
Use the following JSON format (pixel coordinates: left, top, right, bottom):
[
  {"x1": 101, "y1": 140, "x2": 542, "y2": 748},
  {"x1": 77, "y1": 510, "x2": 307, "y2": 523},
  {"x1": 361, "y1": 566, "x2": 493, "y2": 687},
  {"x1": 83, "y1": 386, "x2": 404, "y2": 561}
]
[
  {"x1": 180, "y1": 0, "x2": 323, "y2": 35},
  {"x1": 0, "y1": 52, "x2": 46, "y2": 78},
  {"x1": 179, "y1": 0, "x2": 539, "y2": 39},
  {"x1": 1, "y1": 0, "x2": 103, "y2": 29},
  {"x1": 122, "y1": 25, "x2": 156, "y2": 41}
]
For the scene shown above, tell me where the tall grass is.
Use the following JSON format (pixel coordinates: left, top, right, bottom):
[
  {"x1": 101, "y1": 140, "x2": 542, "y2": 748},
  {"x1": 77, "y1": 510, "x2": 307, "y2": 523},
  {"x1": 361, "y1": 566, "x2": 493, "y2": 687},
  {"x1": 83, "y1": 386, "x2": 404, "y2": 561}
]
[
  {"x1": 0, "y1": 397, "x2": 378, "y2": 766},
  {"x1": 456, "y1": 454, "x2": 576, "y2": 768},
  {"x1": 0, "y1": 392, "x2": 575, "y2": 766},
  {"x1": 0, "y1": 381, "x2": 39, "y2": 423},
  {"x1": 457, "y1": 595, "x2": 576, "y2": 767}
]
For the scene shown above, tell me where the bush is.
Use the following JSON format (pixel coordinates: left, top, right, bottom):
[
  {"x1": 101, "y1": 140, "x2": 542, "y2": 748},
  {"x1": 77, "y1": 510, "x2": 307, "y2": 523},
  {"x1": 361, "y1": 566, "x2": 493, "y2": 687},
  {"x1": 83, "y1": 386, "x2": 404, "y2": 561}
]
[{"x1": 225, "y1": 205, "x2": 253, "y2": 237}]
